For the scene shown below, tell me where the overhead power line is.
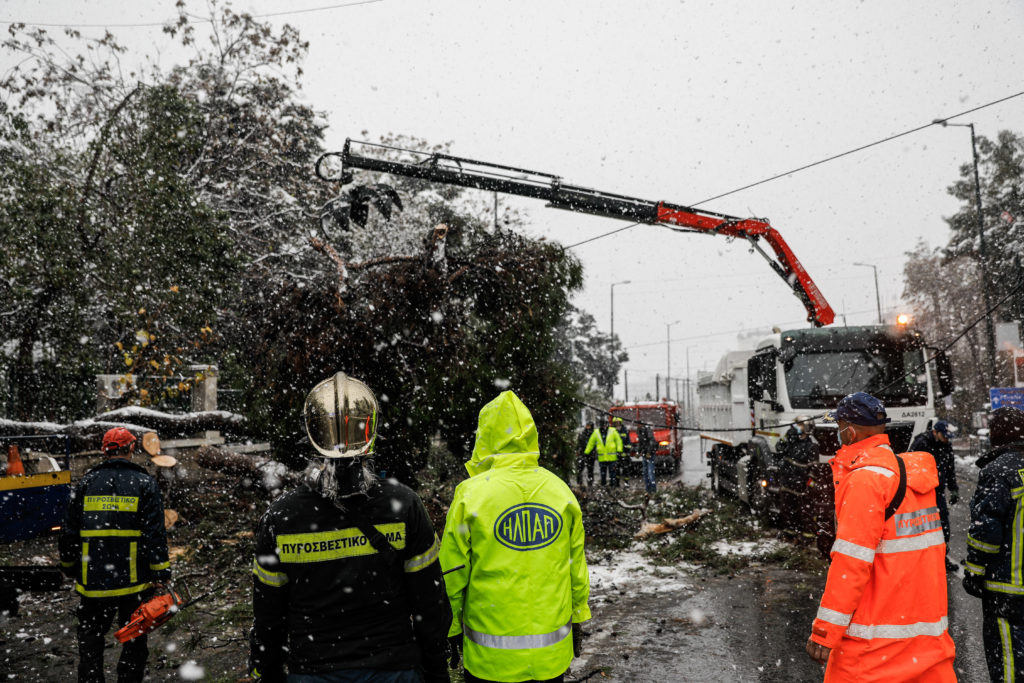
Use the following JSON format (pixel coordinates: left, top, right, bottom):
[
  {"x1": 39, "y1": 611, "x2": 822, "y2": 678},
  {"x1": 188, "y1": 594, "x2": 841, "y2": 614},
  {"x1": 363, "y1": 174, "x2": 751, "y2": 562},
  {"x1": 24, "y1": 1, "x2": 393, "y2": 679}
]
[
  {"x1": 564, "y1": 221, "x2": 642, "y2": 250},
  {"x1": 624, "y1": 308, "x2": 882, "y2": 350},
  {"x1": 565, "y1": 88, "x2": 1024, "y2": 249},
  {"x1": 693, "y1": 89, "x2": 1024, "y2": 206},
  {"x1": 1, "y1": 0, "x2": 383, "y2": 29}
]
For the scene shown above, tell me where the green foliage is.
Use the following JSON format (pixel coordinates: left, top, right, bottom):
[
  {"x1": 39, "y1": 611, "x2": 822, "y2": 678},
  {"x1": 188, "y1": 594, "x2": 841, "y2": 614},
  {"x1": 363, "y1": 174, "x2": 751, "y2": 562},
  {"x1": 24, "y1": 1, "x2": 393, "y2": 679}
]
[
  {"x1": 583, "y1": 485, "x2": 826, "y2": 575},
  {"x1": 945, "y1": 130, "x2": 1024, "y2": 294},
  {"x1": 904, "y1": 129, "x2": 1024, "y2": 419},
  {"x1": 239, "y1": 208, "x2": 587, "y2": 482},
  {"x1": 0, "y1": 2, "x2": 625, "y2": 490}
]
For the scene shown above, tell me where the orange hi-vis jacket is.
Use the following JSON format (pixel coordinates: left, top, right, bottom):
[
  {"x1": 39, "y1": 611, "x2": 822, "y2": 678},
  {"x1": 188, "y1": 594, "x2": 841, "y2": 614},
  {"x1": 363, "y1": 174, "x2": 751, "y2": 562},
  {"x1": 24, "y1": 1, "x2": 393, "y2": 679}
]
[{"x1": 811, "y1": 434, "x2": 956, "y2": 682}]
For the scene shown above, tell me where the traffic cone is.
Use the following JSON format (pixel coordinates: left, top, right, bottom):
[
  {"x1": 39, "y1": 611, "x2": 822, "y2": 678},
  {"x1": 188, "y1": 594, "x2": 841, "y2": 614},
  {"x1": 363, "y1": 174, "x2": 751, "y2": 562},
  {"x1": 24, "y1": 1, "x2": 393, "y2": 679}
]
[{"x1": 6, "y1": 445, "x2": 25, "y2": 476}]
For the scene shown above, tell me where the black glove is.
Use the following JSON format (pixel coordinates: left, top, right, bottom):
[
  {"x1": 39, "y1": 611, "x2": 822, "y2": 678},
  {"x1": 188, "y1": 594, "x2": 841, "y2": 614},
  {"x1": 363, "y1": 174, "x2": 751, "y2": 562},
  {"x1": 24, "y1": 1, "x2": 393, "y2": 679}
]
[
  {"x1": 447, "y1": 634, "x2": 462, "y2": 670},
  {"x1": 572, "y1": 623, "x2": 583, "y2": 658},
  {"x1": 963, "y1": 573, "x2": 985, "y2": 598},
  {"x1": 949, "y1": 490, "x2": 960, "y2": 505}
]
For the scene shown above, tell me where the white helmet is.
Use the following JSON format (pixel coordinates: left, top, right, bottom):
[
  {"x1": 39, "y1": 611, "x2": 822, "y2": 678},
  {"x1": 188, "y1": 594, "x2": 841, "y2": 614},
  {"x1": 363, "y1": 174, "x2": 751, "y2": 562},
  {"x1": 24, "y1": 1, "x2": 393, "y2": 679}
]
[{"x1": 304, "y1": 372, "x2": 379, "y2": 458}]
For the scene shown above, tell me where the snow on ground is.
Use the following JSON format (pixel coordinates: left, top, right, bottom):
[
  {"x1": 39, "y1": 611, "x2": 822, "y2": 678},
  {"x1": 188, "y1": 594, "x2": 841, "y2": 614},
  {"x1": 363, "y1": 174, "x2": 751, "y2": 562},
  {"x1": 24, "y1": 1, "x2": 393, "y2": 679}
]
[
  {"x1": 586, "y1": 544, "x2": 695, "y2": 604},
  {"x1": 710, "y1": 539, "x2": 784, "y2": 557}
]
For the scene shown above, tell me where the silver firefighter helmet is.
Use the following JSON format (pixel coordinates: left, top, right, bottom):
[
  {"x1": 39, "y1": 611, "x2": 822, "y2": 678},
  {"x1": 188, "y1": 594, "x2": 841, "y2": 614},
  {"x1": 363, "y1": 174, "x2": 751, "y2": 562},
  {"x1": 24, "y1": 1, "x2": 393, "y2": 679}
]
[{"x1": 304, "y1": 372, "x2": 379, "y2": 458}]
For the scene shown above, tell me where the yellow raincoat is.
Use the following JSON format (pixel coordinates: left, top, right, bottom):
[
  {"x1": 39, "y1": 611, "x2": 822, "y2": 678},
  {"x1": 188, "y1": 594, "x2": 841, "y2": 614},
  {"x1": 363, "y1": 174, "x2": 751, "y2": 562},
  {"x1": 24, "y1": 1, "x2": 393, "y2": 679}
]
[{"x1": 440, "y1": 391, "x2": 591, "y2": 682}]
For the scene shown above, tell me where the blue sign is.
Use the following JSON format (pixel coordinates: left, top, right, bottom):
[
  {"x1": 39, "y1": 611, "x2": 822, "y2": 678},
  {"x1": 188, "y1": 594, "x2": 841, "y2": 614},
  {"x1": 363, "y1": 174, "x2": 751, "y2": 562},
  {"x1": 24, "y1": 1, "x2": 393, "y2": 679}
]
[
  {"x1": 494, "y1": 503, "x2": 562, "y2": 551},
  {"x1": 990, "y1": 387, "x2": 1024, "y2": 410}
]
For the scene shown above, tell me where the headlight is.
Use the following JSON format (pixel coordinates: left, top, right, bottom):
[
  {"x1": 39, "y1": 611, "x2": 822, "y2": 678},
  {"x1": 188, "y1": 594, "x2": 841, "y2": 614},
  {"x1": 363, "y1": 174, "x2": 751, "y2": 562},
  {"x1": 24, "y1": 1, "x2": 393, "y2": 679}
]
[
  {"x1": 658, "y1": 440, "x2": 669, "y2": 446},
  {"x1": 760, "y1": 479, "x2": 768, "y2": 488}
]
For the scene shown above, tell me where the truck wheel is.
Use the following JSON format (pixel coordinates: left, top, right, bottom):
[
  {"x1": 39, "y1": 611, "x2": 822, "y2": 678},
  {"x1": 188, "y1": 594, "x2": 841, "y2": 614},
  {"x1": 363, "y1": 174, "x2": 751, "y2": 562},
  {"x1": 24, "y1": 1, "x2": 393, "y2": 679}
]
[{"x1": 710, "y1": 462, "x2": 722, "y2": 496}]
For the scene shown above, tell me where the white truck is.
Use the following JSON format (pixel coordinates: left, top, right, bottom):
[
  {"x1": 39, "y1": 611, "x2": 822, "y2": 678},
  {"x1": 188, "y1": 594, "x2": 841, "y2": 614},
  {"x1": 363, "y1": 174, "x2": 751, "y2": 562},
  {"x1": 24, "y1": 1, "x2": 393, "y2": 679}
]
[{"x1": 697, "y1": 322, "x2": 954, "y2": 552}]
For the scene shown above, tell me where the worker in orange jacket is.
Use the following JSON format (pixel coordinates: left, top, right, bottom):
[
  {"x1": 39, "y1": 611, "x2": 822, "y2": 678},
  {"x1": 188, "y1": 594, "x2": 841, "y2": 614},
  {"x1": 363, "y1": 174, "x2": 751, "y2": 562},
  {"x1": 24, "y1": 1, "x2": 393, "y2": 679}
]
[{"x1": 806, "y1": 392, "x2": 956, "y2": 682}]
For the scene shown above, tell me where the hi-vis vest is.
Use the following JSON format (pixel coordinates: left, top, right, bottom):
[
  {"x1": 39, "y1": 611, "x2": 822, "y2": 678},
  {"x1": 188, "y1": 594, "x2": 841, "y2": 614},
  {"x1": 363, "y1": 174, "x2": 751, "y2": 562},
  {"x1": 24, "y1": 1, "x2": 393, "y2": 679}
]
[
  {"x1": 442, "y1": 391, "x2": 591, "y2": 682},
  {"x1": 811, "y1": 435, "x2": 956, "y2": 681},
  {"x1": 586, "y1": 428, "x2": 621, "y2": 462}
]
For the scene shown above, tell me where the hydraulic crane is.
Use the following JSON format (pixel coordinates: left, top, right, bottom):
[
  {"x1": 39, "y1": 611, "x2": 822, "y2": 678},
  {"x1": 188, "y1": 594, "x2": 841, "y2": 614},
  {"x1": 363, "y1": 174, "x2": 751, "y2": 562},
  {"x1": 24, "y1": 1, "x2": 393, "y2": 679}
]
[{"x1": 315, "y1": 139, "x2": 835, "y2": 327}]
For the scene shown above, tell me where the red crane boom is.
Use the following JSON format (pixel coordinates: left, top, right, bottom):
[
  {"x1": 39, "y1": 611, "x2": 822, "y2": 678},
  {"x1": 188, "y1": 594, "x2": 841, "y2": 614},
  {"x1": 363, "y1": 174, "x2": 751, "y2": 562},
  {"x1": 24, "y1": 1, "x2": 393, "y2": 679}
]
[{"x1": 316, "y1": 140, "x2": 834, "y2": 327}]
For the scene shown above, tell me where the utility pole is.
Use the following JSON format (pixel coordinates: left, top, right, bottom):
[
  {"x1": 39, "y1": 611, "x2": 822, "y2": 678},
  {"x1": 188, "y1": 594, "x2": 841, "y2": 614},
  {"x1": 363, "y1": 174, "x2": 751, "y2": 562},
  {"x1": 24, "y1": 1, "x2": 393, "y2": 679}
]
[
  {"x1": 686, "y1": 345, "x2": 696, "y2": 425},
  {"x1": 666, "y1": 320, "x2": 681, "y2": 402},
  {"x1": 935, "y1": 118, "x2": 998, "y2": 387},
  {"x1": 610, "y1": 280, "x2": 631, "y2": 340}
]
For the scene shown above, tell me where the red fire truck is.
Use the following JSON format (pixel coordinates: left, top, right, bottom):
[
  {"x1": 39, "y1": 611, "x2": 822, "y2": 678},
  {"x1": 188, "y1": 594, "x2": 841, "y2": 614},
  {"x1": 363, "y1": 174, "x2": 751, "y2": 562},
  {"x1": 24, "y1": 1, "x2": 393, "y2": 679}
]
[{"x1": 608, "y1": 402, "x2": 682, "y2": 474}]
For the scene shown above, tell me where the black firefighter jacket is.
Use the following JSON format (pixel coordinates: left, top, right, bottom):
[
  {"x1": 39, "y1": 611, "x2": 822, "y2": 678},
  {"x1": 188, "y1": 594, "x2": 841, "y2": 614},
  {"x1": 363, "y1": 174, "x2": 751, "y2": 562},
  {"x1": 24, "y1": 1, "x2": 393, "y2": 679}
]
[
  {"x1": 59, "y1": 457, "x2": 171, "y2": 598},
  {"x1": 250, "y1": 478, "x2": 451, "y2": 681},
  {"x1": 965, "y1": 442, "x2": 1024, "y2": 620}
]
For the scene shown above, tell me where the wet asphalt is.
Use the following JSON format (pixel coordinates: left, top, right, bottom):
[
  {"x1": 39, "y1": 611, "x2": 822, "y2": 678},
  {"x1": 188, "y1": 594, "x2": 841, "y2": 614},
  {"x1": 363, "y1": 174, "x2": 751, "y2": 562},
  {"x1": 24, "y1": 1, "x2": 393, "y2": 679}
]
[{"x1": 571, "y1": 447, "x2": 991, "y2": 682}]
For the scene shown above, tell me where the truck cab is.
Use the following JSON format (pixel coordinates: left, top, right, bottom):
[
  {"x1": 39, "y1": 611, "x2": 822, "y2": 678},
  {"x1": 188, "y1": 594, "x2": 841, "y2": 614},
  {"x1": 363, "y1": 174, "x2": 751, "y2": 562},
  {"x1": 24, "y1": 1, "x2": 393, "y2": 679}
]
[{"x1": 700, "y1": 323, "x2": 954, "y2": 549}]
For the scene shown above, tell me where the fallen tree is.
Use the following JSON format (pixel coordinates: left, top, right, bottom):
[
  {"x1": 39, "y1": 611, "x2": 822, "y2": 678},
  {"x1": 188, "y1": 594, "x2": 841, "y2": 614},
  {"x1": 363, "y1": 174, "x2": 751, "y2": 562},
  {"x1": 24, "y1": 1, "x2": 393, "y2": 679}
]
[
  {"x1": 193, "y1": 446, "x2": 298, "y2": 492},
  {"x1": 0, "y1": 408, "x2": 248, "y2": 452},
  {"x1": 634, "y1": 508, "x2": 711, "y2": 539}
]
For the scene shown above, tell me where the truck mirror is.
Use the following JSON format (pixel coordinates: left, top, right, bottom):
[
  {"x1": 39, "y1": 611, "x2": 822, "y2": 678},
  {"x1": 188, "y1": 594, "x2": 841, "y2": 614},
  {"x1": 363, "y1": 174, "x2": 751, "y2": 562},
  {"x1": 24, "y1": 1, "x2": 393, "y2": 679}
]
[{"x1": 933, "y1": 350, "x2": 955, "y2": 397}]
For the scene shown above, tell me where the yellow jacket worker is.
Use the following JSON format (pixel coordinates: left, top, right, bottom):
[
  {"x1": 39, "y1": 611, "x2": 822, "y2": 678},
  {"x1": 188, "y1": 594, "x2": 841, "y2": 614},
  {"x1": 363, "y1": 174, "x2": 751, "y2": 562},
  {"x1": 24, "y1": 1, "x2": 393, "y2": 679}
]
[{"x1": 440, "y1": 391, "x2": 591, "y2": 683}]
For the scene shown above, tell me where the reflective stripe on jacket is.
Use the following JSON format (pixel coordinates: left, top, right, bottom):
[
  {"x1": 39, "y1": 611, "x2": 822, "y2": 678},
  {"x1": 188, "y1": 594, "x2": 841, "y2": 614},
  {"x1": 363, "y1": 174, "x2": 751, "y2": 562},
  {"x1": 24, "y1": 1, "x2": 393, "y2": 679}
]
[
  {"x1": 58, "y1": 458, "x2": 170, "y2": 598},
  {"x1": 811, "y1": 434, "x2": 956, "y2": 680},
  {"x1": 251, "y1": 479, "x2": 451, "y2": 679},
  {"x1": 441, "y1": 391, "x2": 591, "y2": 682},
  {"x1": 965, "y1": 444, "x2": 1024, "y2": 612}
]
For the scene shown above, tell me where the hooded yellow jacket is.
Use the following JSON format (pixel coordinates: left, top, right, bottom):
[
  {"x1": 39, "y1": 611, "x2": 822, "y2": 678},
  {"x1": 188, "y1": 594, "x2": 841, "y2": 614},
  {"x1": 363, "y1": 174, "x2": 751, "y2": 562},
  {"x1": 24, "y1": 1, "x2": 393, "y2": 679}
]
[{"x1": 440, "y1": 391, "x2": 591, "y2": 682}]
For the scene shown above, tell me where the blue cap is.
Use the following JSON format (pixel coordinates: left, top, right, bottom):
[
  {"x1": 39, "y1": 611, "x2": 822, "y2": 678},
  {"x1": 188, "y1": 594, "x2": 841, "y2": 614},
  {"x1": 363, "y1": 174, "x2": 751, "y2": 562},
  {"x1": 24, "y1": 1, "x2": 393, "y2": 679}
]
[
  {"x1": 933, "y1": 420, "x2": 954, "y2": 438},
  {"x1": 824, "y1": 392, "x2": 891, "y2": 426}
]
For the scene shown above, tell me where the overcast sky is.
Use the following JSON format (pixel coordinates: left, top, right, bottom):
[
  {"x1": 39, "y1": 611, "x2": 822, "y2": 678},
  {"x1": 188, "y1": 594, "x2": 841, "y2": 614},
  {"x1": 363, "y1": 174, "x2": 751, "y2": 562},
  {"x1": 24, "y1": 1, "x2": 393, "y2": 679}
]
[{"x1": 5, "y1": 0, "x2": 1024, "y2": 402}]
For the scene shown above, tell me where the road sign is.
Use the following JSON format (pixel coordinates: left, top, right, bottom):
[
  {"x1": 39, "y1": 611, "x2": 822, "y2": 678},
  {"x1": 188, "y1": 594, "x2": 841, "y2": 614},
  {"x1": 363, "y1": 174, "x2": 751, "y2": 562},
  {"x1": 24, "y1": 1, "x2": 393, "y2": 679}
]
[{"x1": 990, "y1": 387, "x2": 1024, "y2": 410}]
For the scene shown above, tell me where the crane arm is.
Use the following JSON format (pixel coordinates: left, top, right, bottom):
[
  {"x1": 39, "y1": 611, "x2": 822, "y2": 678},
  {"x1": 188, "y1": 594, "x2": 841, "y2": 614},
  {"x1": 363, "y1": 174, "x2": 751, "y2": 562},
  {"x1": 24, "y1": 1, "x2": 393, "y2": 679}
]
[{"x1": 317, "y1": 140, "x2": 834, "y2": 327}]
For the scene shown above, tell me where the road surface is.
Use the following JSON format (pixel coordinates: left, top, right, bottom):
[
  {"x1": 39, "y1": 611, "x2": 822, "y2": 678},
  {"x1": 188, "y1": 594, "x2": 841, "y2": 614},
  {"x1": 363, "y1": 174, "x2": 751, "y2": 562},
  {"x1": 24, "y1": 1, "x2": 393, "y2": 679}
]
[{"x1": 572, "y1": 442, "x2": 990, "y2": 682}]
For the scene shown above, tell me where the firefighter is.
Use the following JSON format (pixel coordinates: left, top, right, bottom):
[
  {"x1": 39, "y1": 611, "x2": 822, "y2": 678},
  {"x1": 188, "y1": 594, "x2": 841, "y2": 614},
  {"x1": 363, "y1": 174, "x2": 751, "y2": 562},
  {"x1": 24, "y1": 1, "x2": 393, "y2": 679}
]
[
  {"x1": 59, "y1": 427, "x2": 171, "y2": 683},
  {"x1": 440, "y1": 391, "x2": 591, "y2": 683},
  {"x1": 806, "y1": 392, "x2": 956, "y2": 681},
  {"x1": 575, "y1": 421, "x2": 595, "y2": 487},
  {"x1": 963, "y1": 406, "x2": 1024, "y2": 683},
  {"x1": 777, "y1": 416, "x2": 818, "y2": 531},
  {"x1": 249, "y1": 372, "x2": 451, "y2": 683},
  {"x1": 910, "y1": 419, "x2": 960, "y2": 571}
]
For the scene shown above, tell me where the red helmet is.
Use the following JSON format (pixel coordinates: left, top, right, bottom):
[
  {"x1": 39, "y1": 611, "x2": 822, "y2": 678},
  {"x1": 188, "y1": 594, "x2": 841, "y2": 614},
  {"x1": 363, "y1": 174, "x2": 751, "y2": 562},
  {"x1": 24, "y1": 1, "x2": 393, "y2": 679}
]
[{"x1": 102, "y1": 427, "x2": 137, "y2": 454}]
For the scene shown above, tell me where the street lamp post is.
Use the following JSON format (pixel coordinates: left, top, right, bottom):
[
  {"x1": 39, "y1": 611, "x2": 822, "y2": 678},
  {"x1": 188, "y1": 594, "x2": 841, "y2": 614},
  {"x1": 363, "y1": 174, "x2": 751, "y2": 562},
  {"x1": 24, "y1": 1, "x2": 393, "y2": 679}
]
[
  {"x1": 934, "y1": 118, "x2": 997, "y2": 387},
  {"x1": 610, "y1": 280, "x2": 631, "y2": 339},
  {"x1": 852, "y1": 262, "x2": 882, "y2": 324},
  {"x1": 666, "y1": 320, "x2": 681, "y2": 401}
]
